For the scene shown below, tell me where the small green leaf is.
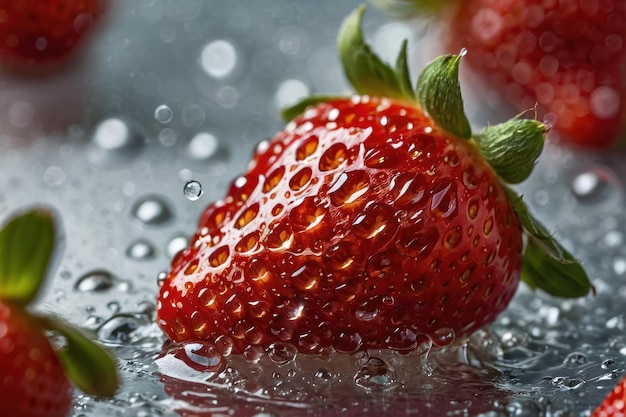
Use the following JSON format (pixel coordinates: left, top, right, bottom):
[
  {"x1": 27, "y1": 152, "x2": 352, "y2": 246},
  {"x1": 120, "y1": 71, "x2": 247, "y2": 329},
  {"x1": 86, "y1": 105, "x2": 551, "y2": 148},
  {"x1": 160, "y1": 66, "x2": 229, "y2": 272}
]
[
  {"x1": 38, "y1": 315, "x2": 120, "y2": 397},
  {"x1": 508, "y1": 193, "x2": 592, "y2": 298},
  {"x1": 416, "y1": 54, "x2": 472, "y2": 139},
  {"x1": 370, "y1": 0, "x2": 453, "y2": 16},
  {"x1": 338, "y1": 5, "x2": 414, "y2": 101},
  {"x1": 0, "y1": 209, "x2": 55, "y2": 306},
  {"x1": 281, "y1": 95, "x2": 341, "y2": 122},
  {"x1": 474, "y1": 118, "x2": 546, "y2": 184}
]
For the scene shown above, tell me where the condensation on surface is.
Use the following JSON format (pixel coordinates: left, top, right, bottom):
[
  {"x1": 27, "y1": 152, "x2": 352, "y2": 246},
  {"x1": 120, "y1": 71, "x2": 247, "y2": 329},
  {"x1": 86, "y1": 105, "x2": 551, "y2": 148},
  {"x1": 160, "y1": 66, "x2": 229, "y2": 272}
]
[{"x1": 0, "y1": 1, "x2": 624, "y2": 417}]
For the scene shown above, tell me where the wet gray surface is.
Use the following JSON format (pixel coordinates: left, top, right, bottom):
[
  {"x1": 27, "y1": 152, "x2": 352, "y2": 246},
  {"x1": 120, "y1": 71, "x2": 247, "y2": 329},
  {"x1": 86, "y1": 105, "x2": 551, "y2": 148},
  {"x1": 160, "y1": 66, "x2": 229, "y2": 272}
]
[{"x1": 1, "y1": 1, "x2": 625, "y2": 416}]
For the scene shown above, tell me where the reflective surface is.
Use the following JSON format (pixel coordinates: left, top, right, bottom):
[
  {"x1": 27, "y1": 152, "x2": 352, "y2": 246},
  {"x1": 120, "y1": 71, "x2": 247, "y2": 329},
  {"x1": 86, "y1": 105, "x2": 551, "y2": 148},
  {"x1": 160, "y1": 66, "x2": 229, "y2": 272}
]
[{"x1": 1, "y1": 1, "x2": 624, "y2": 416}]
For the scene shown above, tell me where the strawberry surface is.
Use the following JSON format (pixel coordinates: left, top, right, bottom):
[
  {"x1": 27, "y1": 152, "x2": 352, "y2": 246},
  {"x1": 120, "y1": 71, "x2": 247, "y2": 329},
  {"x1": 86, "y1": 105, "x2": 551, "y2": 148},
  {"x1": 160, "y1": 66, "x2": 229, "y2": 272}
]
[
  {"x1": 157, "y1": 5, "x2": 590, "y2": 357},
  {"x1": 592, "y1": 376, "x2": 626, "y2": 417},
  {"x1": 443, "y1": 0, "x2": 626, "y2": 147},
  {"x1": 157, "y1": 97, "x2": 523, "y2": 354},
  {"x1": 0, "y1": 0, "x2": 106, "y2": 69},
  {"x1": 0, "y1": 301, "x2": 72, "y2": 417}
]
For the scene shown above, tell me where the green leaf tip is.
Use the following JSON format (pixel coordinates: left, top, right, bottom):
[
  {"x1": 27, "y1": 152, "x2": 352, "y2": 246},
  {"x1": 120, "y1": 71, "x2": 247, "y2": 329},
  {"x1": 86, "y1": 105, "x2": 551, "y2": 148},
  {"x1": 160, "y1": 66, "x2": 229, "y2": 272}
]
[
  {"x1": 39, "y1": 316, "x2": 121, "y2": 398},
  {"x1": 370, "y1": 0, "x2": 454, "y2": 17},
  {"x1": 508, "y1": 193, "x2": 592, "y2": 298},
  {"x1": 281, "y1": 95, "x2": 341, "y2": 122},
  {"x1": 474, "y1": 118, "x2": 546, "y2": 184},
  {"x1": 416, "y1": 53, "x2": 472, "y2": 139},
  {"x1": 338, "y1": 5, "x2": 415, "y2": 102},
  {"x1": 0, "y1": 209, "x2": 56, "y2": 306}
]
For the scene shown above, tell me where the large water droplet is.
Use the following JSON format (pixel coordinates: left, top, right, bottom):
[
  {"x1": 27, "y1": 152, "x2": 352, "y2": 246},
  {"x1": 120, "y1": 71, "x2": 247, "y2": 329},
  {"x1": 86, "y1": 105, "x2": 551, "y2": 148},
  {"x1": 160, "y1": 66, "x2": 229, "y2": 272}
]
[
  {"x1": 97, "y1": 314, "x2": 151, "y2": 345},
  {"x1": 200, "y1": 39, "x2": 238, "y2": 78},
  {"x1": 354, "y1": 357, "x2": 397, "y2": 391},
  {"x1": 88, "y1": 118, "x2": 144, "y2": 167},
  {"x1": 131, "y1": 195, "x2": 174, "y2": 225},
  {"x1": 187, "y1": 131, "x2": 220, "y2": 160},
  {"x1": 266, "y1": 342, "x2": 297, "y2": 364},
  {"x1": 166, "y1": 235, "x2": 189, "y2": 258},
  {"x1": 183, "y1": 180, "x2": 203, "y2": 201},
  {"x1": 570, "y1": 165, "x2": 622, "y2": 206},
  {"x1": 74, "y1": 270, "x2": 115, "y2": 292},
  {"x1": 126, "y1": 239, "x2": 157, "y2": 260}
]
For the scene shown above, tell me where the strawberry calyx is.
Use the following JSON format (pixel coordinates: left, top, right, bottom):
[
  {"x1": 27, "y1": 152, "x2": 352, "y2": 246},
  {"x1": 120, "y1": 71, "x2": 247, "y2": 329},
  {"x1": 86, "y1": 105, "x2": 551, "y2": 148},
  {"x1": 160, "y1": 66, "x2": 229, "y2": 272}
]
[
  {"x1": 285, "y1": 5, "x2": 591, "y2": 299},
  {"x1": 0, "y1": 209, "x2": 120, "y2": 398}
]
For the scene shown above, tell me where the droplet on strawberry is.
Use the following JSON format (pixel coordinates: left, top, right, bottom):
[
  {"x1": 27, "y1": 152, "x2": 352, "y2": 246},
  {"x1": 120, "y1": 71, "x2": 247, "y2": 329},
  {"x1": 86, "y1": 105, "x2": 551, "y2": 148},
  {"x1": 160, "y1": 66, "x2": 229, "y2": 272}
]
[
  {"x1": 0, "y1": 209, "x2": 120, "y2": 417},
  {"x1": 156, "y1": 6, "x2": 591, "y2": 357}
]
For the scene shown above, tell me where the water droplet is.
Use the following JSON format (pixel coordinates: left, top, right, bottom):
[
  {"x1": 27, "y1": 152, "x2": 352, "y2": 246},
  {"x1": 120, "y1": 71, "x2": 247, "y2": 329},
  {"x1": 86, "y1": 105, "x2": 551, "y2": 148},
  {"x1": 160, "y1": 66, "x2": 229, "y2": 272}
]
[
  {"x1": 550, "y1": 376, "x2": 585, "y2": 390},
  {"x1": 570, "y1": 165, "x2": 622, "y2": 205},
  {"x1": 563, "y1": 352, "x2": 588, "y2": 367},
  {"x1": 131, "y1": 195, "x2": 173, "y2": 225},
  {"x1": 74, "y1": 270, "x2": 115, "y2": 292},
  {"x1": 274, "y1": 79, "x2": 310, "y2": 108},
  {"x1": 183, "y1": 180, "x2": 203, "y2": 201},
  {"x1": 126, "y1": 239, "x2": 157, "y2": 260},
  {"x1": 266, "y1": 342, "x2": 297, "y2": 364},
  {"x1": 187, "y1": 131, "x2": 220, "y2": 160},
  {"x1": 154, "y1": 104, "x2": 173, "y2": 124},
  {"x1": 354, "y1": 357, "x2": 397, "y2": 391},
  {"x1": 157, "y1": 271, "x2": 168, "y2": 287},
  {"x1": 200, "y1": 39, "x2": 237, "y2": 78},
  {"x1": 97, "y1": 314, "x2": 151, "y2": 345},
  {"x1": 166, "y1": 235, "x2": 189, "y2": 258},
  {"x1": 88, "y1": 118, "x2": 144, "y2": 167},
  {"x1": 43, "y1": 166, "x2": 66, "y2": 187}
]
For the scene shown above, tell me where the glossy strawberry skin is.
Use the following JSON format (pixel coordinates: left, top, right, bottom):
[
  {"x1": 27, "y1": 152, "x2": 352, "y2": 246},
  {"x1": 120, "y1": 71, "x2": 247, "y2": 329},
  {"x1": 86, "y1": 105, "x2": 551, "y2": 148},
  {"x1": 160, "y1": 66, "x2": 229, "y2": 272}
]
[
  {"x1": 0, "y1": 0, "x2": 106, "y2": 68},
  {"x1": 592, "y1": 376, "x2": 626, "y2": 417},
  {"x1": 157, "y1": 97, "x2": 523, "y2": 355},
  {"x1": 445, "y1": 0, "x2": 626, "y2": 147},
  {"x1": 0, "y1": 301, "x2": 72, "y2": 417}
]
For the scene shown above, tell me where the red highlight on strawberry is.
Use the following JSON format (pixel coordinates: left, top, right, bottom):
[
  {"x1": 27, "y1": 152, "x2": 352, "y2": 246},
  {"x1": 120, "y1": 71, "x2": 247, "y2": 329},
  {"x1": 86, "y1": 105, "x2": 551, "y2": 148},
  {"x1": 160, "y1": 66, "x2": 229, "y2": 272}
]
[{"x1": 156, "y1": 6, "x2": 591, "y2": 357}]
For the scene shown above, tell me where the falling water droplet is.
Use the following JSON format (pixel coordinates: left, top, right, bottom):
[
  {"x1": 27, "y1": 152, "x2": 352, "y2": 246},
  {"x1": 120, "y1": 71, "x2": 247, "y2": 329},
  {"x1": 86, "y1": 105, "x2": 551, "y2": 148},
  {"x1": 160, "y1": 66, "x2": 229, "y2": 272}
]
[
  {"x1": 354, "y1": 357, "x2": 397, "y2": 391},
  {"x1": 131, "y1": 195, "x2": 173, "y2": 225},
  {"x1": 74, "y1": 270, "x2": 115, "y2": 292},
  {"x1": 154, "y1": 104, "x2": 173, "y2": 124},
  {"x1": 183, "y1": 180, "x2": 203, "y2": 201},
  {"x1": 156, "y1": 271, "x2": 168, "y2": 287},
  {"x1": 126, "y1": 239, "x2": 157, "y2": 260}
]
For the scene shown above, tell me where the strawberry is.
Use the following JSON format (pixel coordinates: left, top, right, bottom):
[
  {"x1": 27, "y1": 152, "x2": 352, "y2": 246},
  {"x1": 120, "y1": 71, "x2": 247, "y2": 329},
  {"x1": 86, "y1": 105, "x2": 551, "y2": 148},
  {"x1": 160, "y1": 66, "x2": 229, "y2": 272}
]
[
  {"x1": 0, "y1": 0, "x2": 107, "y2": 71},
  {"x1": 592, "y1": 375, "x2": 626, "y2": 417},
  {"x1": 375, "y1": 0, "x2": 626, "y2": 147},
  {"x1": 156, "y1": 6, "x2": 590, "y2": 356},
  {"x1": 0, "y1": 209, "x2": 119, "y2": 417}
]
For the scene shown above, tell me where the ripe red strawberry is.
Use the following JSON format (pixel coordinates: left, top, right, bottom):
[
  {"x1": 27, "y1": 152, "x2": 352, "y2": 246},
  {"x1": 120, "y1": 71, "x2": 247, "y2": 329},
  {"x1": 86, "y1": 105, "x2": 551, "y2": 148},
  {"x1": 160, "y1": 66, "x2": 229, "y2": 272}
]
[
  {"x1": 592, "y1": 376, "x2": 626, "y2": 417},
  {"x1": 0, "y1": 0, "x2": 107, "y2": 70},
  {"x1": 0, "y1": 209, "x2": 119, "y2": 417},
  {"x1": 376, "y1": 0, "x2": 626, "y2": 147},
  {"x1": 156, "y1": 7, "x2": 590, "y2": 356}
]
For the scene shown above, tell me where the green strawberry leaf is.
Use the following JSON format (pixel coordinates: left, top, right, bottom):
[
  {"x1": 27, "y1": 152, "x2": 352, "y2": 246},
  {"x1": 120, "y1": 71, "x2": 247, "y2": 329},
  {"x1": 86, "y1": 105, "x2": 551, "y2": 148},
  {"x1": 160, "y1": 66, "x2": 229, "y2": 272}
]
[
  {"x1": 416, "y1": 54, "x2": 472, "y2": 139},
  {"x1": 508, "y1": 194, "x2": 592, "y2": 298},
  {"x1": 474, "y1": 118, "x2": 546, "y2": 184},
  {"x1": 370, "y1": 0, "x2": 453, "y2": 16},
  {"x1": 38, "y1": 315, "x2": 120, "y2": 397},
  {"x1": 0, "y1": 209, "x2": 55, "y2": 306},
  {"x1": 338, "y1": 5, "x2": 415, "y2": 102}
]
